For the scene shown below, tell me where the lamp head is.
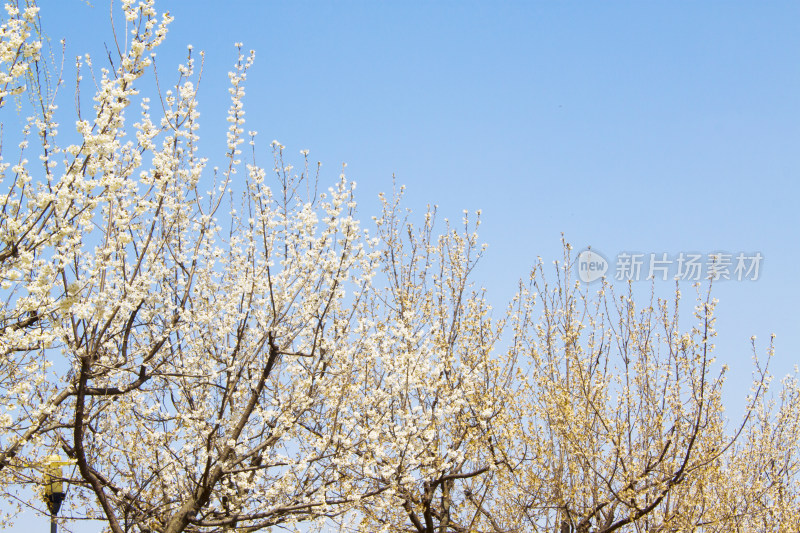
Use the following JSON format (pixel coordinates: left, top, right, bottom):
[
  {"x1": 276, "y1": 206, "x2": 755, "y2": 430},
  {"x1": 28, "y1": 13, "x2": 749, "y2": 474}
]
[{"x1": 42, "y1": 455, "x2": 70, "y2": 516}]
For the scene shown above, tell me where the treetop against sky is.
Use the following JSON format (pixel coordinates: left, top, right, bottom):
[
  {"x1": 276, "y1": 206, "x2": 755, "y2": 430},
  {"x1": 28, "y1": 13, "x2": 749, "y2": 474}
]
[{"x1": 1, "y1": 0, "x2": 798, "y2": 531}]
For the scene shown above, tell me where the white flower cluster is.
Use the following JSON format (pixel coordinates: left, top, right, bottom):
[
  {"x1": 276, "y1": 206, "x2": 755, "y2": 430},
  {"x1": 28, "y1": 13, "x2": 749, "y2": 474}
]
[{"x1": 0, "y1": 2, "x2": 40, "y2": 104}]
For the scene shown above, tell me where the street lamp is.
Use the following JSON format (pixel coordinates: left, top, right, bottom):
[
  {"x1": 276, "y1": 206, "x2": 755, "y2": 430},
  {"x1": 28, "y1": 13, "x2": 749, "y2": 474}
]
[{"x1": 42, "y1": 455, "x2": 75, "y2": 533}]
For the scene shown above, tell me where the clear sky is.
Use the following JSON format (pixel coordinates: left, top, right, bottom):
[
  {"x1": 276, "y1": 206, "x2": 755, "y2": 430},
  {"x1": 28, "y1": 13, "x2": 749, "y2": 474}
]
[{"x1": 11, "y1": 0, "x2": 800, "y2": 529}]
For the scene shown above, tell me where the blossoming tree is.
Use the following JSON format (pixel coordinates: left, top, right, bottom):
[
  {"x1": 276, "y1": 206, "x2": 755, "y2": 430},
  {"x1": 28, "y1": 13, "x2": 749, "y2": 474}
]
[
  {"x1": 1, "y1": 1, "x2": 798, "y2": 532},
  {"x1": 340, "y1": 193, "x2": 516, "y2": 532},
  {"x1": 2, "y1": 1, "x2": 378, "y2": 530},
  {"x1": 492, "y1": 254, "x2": 798, "y2": 532}
]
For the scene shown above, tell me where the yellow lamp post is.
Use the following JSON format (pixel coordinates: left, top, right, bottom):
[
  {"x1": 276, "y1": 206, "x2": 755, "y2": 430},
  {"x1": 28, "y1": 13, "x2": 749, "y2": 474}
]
[{"x1": 42, "y1": 455, "x2": 76, "y2": 533}]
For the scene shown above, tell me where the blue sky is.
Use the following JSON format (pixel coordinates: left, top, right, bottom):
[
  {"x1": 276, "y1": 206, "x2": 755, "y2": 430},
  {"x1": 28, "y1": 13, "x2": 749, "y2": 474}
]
[{"x1": 10, "y1": 0, "x2": 800, "y2": 529}]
